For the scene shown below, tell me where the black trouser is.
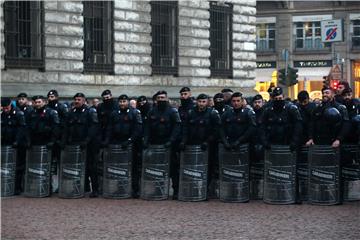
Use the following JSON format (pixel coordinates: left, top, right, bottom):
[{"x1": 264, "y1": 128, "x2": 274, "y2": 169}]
[
  {"x1": 132, "y1": 140, "x2": 142, "y2": 196},
  {"x1": 15, "y1": 146, "x2": 27, "y2": 193},
  {"x1": 208, "y1": 141, "x2": 218, "y2": 190},
  {"x1": 170, "y1": 146, "x2": 180, "y2": 195},
  {"x1": 85, "y1": 143, "x2": 99, "y2": 193}
]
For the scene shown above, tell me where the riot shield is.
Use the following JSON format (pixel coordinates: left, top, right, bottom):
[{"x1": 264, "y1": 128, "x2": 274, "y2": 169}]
[
  {"x1": 250, "y1": 144, "x2": 264, "y2": 200},
  {"x1": 341, "y1": 144, "x2": 360, "y2": 201},
  {"x1": 140, "y1": 145, "x2": 170, "y2": 200},
  {"x1": 24, "y1": 145, "x2": 51, "y2": 197},
  {"x1": 219, "y1": 144, "x2": 249, "y2": 203},
  {"x1": 103, "y1": 144, "x2": 132, "y2": 199},
  {"x1": 264, "y1": 145, "x2": 296, "y2": 204},
  {"x1": 297, "y1": 146, "x2": 309, "y2": 202},
  {"x1": 179, "y1": 145, "x2": 208, "y2": 202},
  {"x1": 59, "y1": 145, "x2": 86, "y2": 198},
  {"x1": 1, "y1": 146, "x2": 17, "y2": 197},
  {"x1": 308, "y1": 145, "x2": 341, "y2": 205}
]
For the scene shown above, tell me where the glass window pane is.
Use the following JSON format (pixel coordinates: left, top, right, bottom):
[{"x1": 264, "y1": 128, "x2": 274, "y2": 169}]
[
  {"x1": 296, "y1": 22, "x2": 303, "y2": 28},
  {"x1": 354, "y1": 26, "x2": 360, "y2": 36},
  {"x1": 269, "y1": 29, "x2": 275, "y2": 39},
  {"x1": 269, "y1": 40, "x2": 275, "y2": 50},
  {"x1": 296, "y1": 29, "x2": 303, "y2": 37},
  {"x1": 296, "y1": 39, "x2": 303, "y2": 48}
]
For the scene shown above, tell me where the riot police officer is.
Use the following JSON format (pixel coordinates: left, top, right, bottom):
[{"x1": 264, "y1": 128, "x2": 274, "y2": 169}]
[
  {"x1": 296, "y1": 91, "x2": 316, "y2": 145},
  {"x1": 220, "y1": 92, "x2": 256, "y2": 149},
  {"x1": 62, "y1": 93, "x2": 99, "y2": 197},
  {"x1": 221, "y1": 88, "x2": 233, "y2": 106},
  {"x1": 213, "y1": 93, "x2": 231, "y2": 116},
  {"x1": 261, "y1": 87, "x2": 302, "y2": 151},
  {"x1": 47, "y1": 89, "x2": 69, "y2": 192},
  {"x1": 181, "y1": 93, "x2": 221, "y2": 198},
  {"x1": 144, "y1": 90, "x2": 181, "y2": 199},
  {"x1": 341, "y1": 88, "x2": 360, "y2": 144},
  {"x1": 1, "y1": 97, "x2": 27, "y2": 194},
  {"x1": 178, "y1": 87, "x2": 194, "y2": 123},
  {"x1": 250, "y1": 94, "x2": 266, "y2": 199},
  {"x1": 16, "y1": 92, "x2": 33, "y2": 120},
  {"x1": 306, "y1": 86, "x2": 350, "y2": 147},
  {"x1": 28, "y1": 95, "x2": 60, "y2": 147},
  {"x1": 98, "y1": 89, "x2": 118, "y2": 137},
  {"x1": 106, "y1": 94, "x2": 143, "y2": 197}
]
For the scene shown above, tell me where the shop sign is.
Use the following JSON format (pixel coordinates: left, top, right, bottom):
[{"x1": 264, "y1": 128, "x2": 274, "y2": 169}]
[
  {"x1": 256, "y1": 61, "x2": 276, "y2": 69},
  {"x1": 294, "y1": 60, "x2": 332, "y2": 68}
]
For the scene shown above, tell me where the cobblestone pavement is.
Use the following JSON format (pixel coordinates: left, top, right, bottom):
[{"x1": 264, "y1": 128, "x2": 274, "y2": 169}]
[{"x1": 1, "y1": 196, "x2": 360, "y2": 240}]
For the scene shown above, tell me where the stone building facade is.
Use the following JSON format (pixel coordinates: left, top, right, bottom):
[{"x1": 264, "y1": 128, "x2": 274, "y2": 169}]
[
  {"x1": 256, "y1": 1, "x2": 360, "y2": 99},
  {"x1": 0, "y1": 0, "x2": 257, "y2": 99}
]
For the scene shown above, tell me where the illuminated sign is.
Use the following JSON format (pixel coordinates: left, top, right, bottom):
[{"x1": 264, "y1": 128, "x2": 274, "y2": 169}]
[
  {"x1": 256, "y1": 62, "x2": 276, "y2": 69},
  {"x1": 294, "y1": 60, "x2": 332, "y2": 68}
]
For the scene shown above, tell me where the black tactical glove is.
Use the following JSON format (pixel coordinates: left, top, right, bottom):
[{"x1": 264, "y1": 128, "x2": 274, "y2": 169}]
[
  {"x1": 100, "y1": 141, "x2": 109, "y2": 148},
  {"x1": 143, "y1": 137, "x2": 149, "y2": 149},
  {"x1": 47, "y1": 142, "x2": 54, "y2": 149},
  {"x1": 12, "y1": 142, "x2": 19, "y2": 148},
  {"x1": 121, "y1": 139, "x2": 132, "y2": 150},
  {"x1": 200, "y1": 142, "x2": 208, "y2": 151},
  {"x1": 164, "y1": 141, "x2": 172, "y2": 149},
  {"x1": 80, "y1": 141, "x2": 87, "y2": 149},
  {"x1": 179, "y1": 142, "x2": 186, "y2": 150},
  {"x1": 223, "y1": 141, "x2": 231, "y2": 150},
  {"x1": 289, "y1": 143, "x2": 297, "y2": 152},
  {"x1": 231, "y1": 140, "x2": 240, "y2": 150}
]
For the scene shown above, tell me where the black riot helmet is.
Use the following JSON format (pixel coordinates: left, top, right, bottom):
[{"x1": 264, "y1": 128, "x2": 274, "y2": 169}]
[{"x1": 323, "y1": 107, "x2": 342, "y2": 125}]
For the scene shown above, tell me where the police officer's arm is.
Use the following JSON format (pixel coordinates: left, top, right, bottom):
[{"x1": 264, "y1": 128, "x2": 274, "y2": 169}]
[
  {"x1": 87, "y1": 108, "x2": 99, "y2": 143},
  {"x1": 337, "y1": 105, "x2": 350, "y2": 142},
  {"x1": 181, "y1": 109, "x2": 190, "y2": 144},
  {"x1": 209, "y1": 109, "x2": 221, "y2": 142},
  {"x1": 289, "y1": 105, "x2": 303, "y2": 147},
  {"x1": 170, "y1": 108, "x2": 181, "y2": 144},
  {"x1": 50, "y1": 110, "x2": 61, "y2": 144},
  {"x1": 131, "y1": 109, "x2": 143, "y2": 141},
  {"x1": 219, "y1": 112, "x2": 228, "y2": 145},
  {"x1": 15, "y1": 111, "x2": 26, "y2": 145},
  {"x1": 259, "y1": 109, "x2": 269, "y2": 147},
  {"x1": 59, "y1": 103, "x2": 69, "y2": 129},
  {"x1": 104, "y1": 111, "x2": 114, "y2": 145},
  {"x1": 143, "y1": 109, "x2": 152, "y2": 145},
  {"x1": 238, "y1": 109, "x2": 256, "y2": 143}
]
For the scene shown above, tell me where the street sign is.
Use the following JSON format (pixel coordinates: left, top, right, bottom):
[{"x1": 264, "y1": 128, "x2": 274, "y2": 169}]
[
  {"x1": 329, "y1": 64, "x2": 342, "y2": 81},
  {"x1": 321, "y1": 19, "x2": 343, "y2": 42}
]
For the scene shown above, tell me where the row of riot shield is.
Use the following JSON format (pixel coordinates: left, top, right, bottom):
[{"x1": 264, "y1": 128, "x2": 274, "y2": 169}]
[{"x1": 3, "y1": 143, "x2": 359, "y2": 204}]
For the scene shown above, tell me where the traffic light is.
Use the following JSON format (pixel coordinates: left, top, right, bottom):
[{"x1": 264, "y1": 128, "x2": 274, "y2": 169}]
[
  {"x1": 278, "y1": 68, "x2": 287, "y2": 86},
  {"x1": 287, "y1": 67, "x2": 298, "y2": 86},
  {"x1": 331, "y1": 80, "x2": 340, "y2": 90}
]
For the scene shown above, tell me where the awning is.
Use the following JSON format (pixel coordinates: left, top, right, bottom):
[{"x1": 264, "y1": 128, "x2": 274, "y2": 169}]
[
  {"x1": 255, "y1": 69, "x2": 276, "y2": 82},
  {"x1": 297, "y1": 67, "x2": 331, "y2": 80}
]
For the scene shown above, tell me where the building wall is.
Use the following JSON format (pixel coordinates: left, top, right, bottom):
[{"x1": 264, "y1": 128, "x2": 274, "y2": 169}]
[
  {"x1": 256, "y1": 1, "x2": 360, "y2": 98},
  {"x1": 1, "y1": 0, "x2": 257, "y2": 99}
]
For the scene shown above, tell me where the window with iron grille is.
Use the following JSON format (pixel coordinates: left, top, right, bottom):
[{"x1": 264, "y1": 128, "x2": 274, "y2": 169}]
[
  {"x1": 83, "y1": 1, "x2": 114, "y2": 74},
  {"x1": 256, "y1": 23, "x2": 275, "y2": 51},
  {"x1": 209, "y1": 2, "x2": 233, "y2": 78},
  {"x1": 3, "y1": 1, "x2": 44, "y2": 70},
  {"x1": 352, "y1": 20, "x2": 360, "y2": 49},
  {"x1": 294, "y1": 21, "x2": 330, "y2": 51},
  {"x1": 150, "y1": 1, "x2": 178, "y2": 76}
]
